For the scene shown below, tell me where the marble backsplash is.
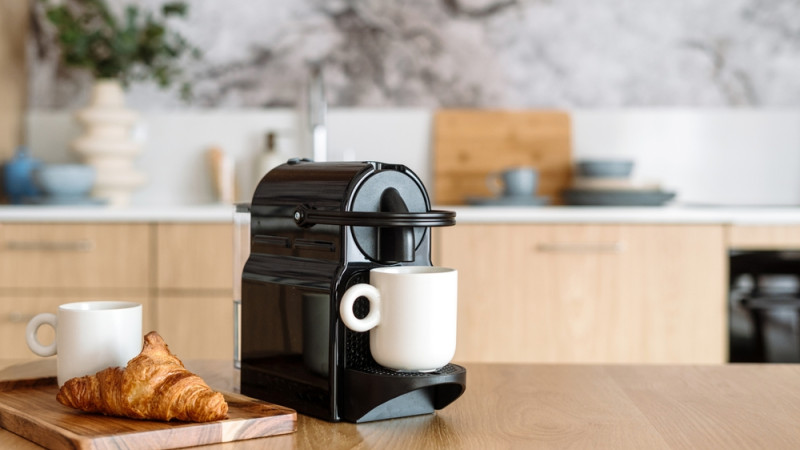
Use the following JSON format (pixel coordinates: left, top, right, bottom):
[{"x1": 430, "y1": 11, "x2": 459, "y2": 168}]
[{"x1": 27, "y1": 0, "x2": 800, "y2": 110}]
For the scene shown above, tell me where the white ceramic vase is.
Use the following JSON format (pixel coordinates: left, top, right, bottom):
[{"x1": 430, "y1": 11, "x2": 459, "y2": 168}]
[{"x1": 71, "y1": 79, "x2": 145, "y2": 207}]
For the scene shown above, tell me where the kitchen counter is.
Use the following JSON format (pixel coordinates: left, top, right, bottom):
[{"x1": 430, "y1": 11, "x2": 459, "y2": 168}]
[
  {"x1": 2, "y1": 359, "x2": 800, "y2": 449},
  {"x1": 445, "y1": 205, "x2": 800, "y2": 225},
  {"x1": 3, "y1": 204, "x2": 800, "y2": 225},
  {"x1": 0, "y1": 204, "x2": 235, "y2": 222}
]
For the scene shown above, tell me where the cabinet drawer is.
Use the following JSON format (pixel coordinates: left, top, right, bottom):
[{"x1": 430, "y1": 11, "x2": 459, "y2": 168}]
[
  {"x1": 155, "y1": 224, "x2": 233, "y2": 291},
  {"x1": 155, "y1": 294, "x2": 233, "y2": 360},
  {"x1": 436, "y1": 224, "x2": 725, "y2": 364},
  {"x1": 0, "y1": 224, "x2": 151, "y2": 289},
  {"x1": 0, "y1": 292, "x2": 151, "y2": 359},
  {"x1": 727, "y1": 225, "x2": 800, "y2": 249}
]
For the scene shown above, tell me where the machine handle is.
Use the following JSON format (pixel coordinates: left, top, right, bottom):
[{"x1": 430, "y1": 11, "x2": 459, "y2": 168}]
[{"x1": 294, "y1": 207, "x2": 456, "y2": 228}]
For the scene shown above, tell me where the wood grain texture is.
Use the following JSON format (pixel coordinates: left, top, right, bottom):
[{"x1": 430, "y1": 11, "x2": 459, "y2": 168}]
[
  {"x1": 605, "y1": 365, "x2": 800, "y2": 449},
  {"x1": 433, "y1": 109, "x2": 572, "y2": 205},
  {"x1": 156, "y1": 223, "x2": 233, "y2": 291},
  {"x1": 0, "y1": 379, "x2": 295, "y2": 450},
  {"x1": 434, "y1": 224, "x2": 726, "y2": 363},
  {"x1": 4, "y1": 360, "x2": 800, "y2": 449},
  {"x1": 155, "y1": 294, "x2": 234, "y2": 360},
  {"x1": 727, "y1": 224, "x2": 800, "y2": 249},
  {"x1": 0, "y1": 223, "x2": 151, "y2": 289},
  {"x1": 0, "y1": 0, "x2": 28, "y2": 159}
]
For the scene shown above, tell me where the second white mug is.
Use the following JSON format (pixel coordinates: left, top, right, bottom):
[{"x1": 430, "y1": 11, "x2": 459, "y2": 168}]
[
  {"x1": 26, "y1": 301, "x2": 143, "y2": 386},
  {"x1": 339, "y1": 266, "x2": 457, "y2": 372}
]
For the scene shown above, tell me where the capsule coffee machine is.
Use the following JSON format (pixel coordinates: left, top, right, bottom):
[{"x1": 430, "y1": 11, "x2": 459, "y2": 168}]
[{"x1": 240, "y1": 160, "x2": 466, "y2": 422}]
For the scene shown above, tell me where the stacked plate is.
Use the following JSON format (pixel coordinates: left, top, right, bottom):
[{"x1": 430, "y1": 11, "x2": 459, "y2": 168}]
[
  {"x1": 562, "y1": 159, "x2": 675, "y2": 206},
  {"x1": 466, "y1": 166, "x2": 550, "y2": 207}
]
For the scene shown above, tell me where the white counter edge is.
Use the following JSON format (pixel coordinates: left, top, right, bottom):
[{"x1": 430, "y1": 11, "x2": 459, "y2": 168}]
[
  {"x1": 3, "y1": 204, "x2": 800, "y2": 225},
  {"x1": 442, "y1": 206, "x2": 800, "y2": 225},
  {"x1": 0, "y1": 205, "x2": 235, "y2": 223}
]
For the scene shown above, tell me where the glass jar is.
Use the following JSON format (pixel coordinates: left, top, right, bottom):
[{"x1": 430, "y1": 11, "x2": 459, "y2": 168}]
[{"x1": 232, "y1": 203, "x2": 251, "y2": 369}]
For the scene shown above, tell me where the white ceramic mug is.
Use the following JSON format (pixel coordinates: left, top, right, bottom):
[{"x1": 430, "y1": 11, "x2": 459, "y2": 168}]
[
  {"x1": 26, "y1": 301, "x2": 143, "y2": 386},
  {"x1": 339, "y1": 266, "x2": 457, "y2": 372}
]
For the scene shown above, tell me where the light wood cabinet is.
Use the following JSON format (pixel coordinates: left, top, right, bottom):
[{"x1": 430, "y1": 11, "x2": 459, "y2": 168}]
[
  {"x1": 155, "y1": 223, "x2": 233, "y2": 291},
  {"x1": 0, "y1": 223, "x2": 154, "y2": 359},
  {"x1": 155, "y1": 294, "x2": 233, "y2": 360},
  {"x1": 153, "y1": 223, "x2": 233, "y2": 360},
  {"x1": 434, "y1": 224, "x2": 727, "y2": 364},
  {"x1": 0, "y1": 223, "x2": 150, "y2": 289},
  {"x1": 0, "y1": 222, "x2": 234, "y2": 360},
  {"x1": 727, "y1": 225, "x2": 800, "y2": 249}
]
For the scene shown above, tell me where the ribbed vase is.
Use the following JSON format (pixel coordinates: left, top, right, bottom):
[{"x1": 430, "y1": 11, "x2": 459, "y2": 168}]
[{"x1": 71, "y1": 79, "x2": 145, "y2": 207}]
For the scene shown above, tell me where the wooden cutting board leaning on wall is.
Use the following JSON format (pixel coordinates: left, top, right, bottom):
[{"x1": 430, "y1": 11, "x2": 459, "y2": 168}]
[
  {"x1": 0, "y1": 0, "x2": 28, "y2": 160},
  {"x1": 433, "y1": 109, "x2": 572, "y2": 205}
]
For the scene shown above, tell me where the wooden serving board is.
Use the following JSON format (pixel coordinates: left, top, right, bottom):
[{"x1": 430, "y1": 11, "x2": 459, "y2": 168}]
[
  {"x1": 433, "y1": 109, "x2": 572, "y2": 205},
  {"x1": 0, "y1": 377, "x2": 296, "y2": 450}
]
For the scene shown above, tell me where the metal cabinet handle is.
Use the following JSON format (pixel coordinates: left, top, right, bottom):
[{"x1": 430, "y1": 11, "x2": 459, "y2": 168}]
[
  {"x1": 4, "y1": 239, "x2": 95, "y2": 252},
  {"x1": 7, "y1": 312, "x2": 36, "y2": 323},
  {"x1": 535, "y1": 242, "x2": 625, "y2": 253}
]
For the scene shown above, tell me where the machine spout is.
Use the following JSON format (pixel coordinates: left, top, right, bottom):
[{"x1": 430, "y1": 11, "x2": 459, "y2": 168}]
[{"x1": 376, "y1": 187, "x2": 415, "y2": 263}]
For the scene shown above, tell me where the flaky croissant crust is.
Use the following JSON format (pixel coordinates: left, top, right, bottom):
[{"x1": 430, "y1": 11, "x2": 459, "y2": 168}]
[{"x1": 56, "y1": 331, "x2": 228, "y2": 422}]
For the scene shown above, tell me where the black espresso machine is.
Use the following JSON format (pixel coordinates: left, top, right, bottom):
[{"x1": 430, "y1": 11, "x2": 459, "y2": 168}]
[{"x1": 240, "y1": 159, "x2": 466, "y2": 422}]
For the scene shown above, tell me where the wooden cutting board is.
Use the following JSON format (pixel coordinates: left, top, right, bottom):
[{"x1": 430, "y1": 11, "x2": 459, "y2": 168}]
[
  {"x1": 0, "y1": 377, "x2": 296, "y2": 450},
  {"x1": 433, "y1": 109, "x2": 572, "y2": 205}
]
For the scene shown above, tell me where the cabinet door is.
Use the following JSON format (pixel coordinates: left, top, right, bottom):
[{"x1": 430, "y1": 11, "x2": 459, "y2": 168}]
[
  {"x1": 0, "y1": 291, "x2": 151, "y2": 359},
  {"x1": 0, "y1": 224, "x2": 150, "y2": 289},
  {"x1": 727, "y1": 225, "x2": 800, "y2": 249},
  {"x1": 155, "y1": 224, "x2": 233, "y2": 291},
  {"x1": 435, "y1": 224, "x2": 725, "y2": 364},
  {"x1": 155, "y1": 294, "x2": 233, "y2": 360}
]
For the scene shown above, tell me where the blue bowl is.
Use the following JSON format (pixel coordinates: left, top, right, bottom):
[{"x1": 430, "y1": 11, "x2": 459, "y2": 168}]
[
  {"x1": 576, "y1": 159, "x2": 635, "y2": 178},
  {"x1": 33, "y1": 164, "x2": 96, "y2": 198}
]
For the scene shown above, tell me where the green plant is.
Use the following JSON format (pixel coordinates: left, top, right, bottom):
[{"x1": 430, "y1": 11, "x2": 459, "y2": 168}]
[{"x1": 40, "y1": 0, "x2": 200, "y2": 99}]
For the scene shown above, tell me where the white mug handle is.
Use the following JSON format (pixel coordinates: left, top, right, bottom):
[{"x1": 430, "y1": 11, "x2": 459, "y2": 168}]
[
  {"x1": 26, "y1": 313, "x2": 57, "y2": 357},
  {"x1": 339, "y1": 284, "x2": 381, "y2": 332}
]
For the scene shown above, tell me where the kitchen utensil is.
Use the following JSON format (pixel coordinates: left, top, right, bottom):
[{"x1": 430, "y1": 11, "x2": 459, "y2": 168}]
[
  {"x1": 0, "y1": 377, "x2": 295, "y2": 449},
  {"x1": 575, "y1": 159, "x2": 634, "y2": 178},
  {"x1": 32, "y1": 164, "x2": 95, "y2": 199},
  {"x1": 466, "y1": 195, "x2": 550, "y2": 206},
  {"x1": 25, "y1": 301, "x2": 142, "y2": 386},
  {"x1": 433, "y1": 110, "x2": 571, "y2": 204},
  {"x1": 487, "y1": 166, "x2": 538, "y2": 197},
  {"x1": 24, "y1": 196, "x2": 106, "y2": 206},
  {"x1": 561, "y1": 189, "x2": 675, "y2": 206},
  {"x1": 240, "y1": 159, "x2": 466, "y2": 423},
  {"x1": 207, "y1": 147, "x2": 236, "y2": 203},
  {"x1": 339, "y1": 266, "x2": 457, "y2": 372},
  {"x1": 3, "y1": 146, "x2": 41, "y2": 204},
  {"x1": 571, "y1": 177, "x2": 660, "y2": 191}
]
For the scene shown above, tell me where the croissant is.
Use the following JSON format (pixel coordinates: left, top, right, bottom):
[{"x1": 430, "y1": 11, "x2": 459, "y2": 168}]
[{"x1": 56, "y1": 331, "x2": 228, "y2": 422}]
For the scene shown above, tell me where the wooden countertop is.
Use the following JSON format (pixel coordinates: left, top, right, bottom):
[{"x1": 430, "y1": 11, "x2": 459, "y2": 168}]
[{"x1": 2, "y1": 360, "x2": 800, "y2": 449}]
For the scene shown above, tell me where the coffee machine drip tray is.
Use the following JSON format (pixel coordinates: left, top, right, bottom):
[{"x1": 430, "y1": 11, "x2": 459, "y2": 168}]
[{"x1": 341, "y1": 364, "x2": 466, "y2": 423}]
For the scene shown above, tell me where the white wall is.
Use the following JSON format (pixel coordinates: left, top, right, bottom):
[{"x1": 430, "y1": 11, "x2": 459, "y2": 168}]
[
  {"x1": 26, "y1": 109, "x2": 800, "y2": 206},
  {"x1": 571, "y1": 109, "x2": 800, "y2": 206},
  {"x1": 25, "y1": 109, "x2": 434, "y2": 205}
]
